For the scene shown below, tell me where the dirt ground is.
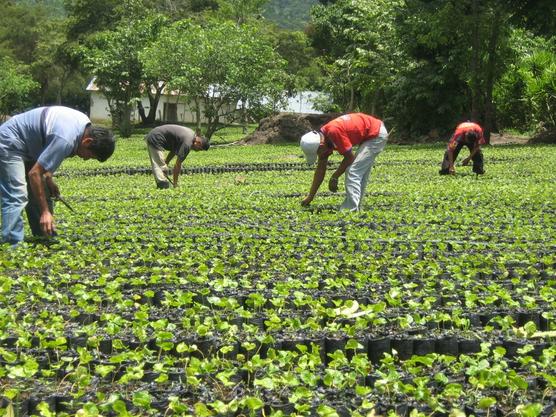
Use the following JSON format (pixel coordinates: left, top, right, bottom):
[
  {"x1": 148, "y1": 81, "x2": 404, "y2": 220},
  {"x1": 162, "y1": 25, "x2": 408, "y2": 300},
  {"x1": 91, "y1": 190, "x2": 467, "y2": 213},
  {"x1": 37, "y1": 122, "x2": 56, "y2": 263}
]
[{"x1": 489, "y1": 132, "x2": 530, "y2": 145}]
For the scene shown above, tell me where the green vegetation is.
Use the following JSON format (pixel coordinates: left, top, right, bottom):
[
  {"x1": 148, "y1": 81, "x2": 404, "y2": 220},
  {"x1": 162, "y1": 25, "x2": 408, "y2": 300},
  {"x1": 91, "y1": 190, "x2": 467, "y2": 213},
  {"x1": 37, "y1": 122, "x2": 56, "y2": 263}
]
[
  {"x1": 2, "y1": 0, "x2": 555, "y2": 140},
  {"x1": 0, "y1": 140, "x2": 555, "y2": 415},
  {"x1": 0, "y1": 57, "x2": 38, "y2": 118}
]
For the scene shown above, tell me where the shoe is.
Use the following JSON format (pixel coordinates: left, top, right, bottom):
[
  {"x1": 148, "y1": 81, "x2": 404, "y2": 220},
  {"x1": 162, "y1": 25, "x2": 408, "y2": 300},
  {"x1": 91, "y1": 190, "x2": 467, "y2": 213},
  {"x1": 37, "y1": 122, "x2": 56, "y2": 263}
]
[{"x1": 156, "y1": 181, "x2": 170, "y2": 189}]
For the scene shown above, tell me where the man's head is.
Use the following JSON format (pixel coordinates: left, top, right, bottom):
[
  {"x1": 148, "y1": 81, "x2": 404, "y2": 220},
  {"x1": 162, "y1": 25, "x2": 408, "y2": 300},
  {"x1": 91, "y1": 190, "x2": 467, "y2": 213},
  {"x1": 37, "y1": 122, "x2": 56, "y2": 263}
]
[
  {"x1": 465, "y1": 131, "x2": 478, "y2": 143},
  {"x1": 192, "y1": 134, "x2": 210, "y2": 151},
  {"x1": 300, "y1": 131, "x2": 322, "y2": 165},
  {"x1": 77, "y1": 126, "x2": 115, "y2": 161}
]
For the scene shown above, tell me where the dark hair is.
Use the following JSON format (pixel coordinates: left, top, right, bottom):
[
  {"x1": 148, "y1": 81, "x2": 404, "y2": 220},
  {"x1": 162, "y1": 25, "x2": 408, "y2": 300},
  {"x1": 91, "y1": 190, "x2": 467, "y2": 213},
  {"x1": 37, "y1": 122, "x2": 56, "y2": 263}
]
[
  {"x1": 199, "y1": 135, "x2": 210, "y2": 151},
  {"x1": 89, "y1": 127, "x2": 115, "y2": 162},
  {"x1": 465, "y1": 131, "x2": 478, "y2": 142}
]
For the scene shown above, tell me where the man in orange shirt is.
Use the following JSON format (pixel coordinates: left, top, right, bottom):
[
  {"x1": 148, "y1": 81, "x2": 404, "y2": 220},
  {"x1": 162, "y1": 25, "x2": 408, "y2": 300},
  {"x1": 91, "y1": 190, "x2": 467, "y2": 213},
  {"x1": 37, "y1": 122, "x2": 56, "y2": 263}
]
[
  {"x1": 300, "y1": 113, "x2": 388, "y2": 211},
  {"x1": 439, "y1": 122, "x2": 485, "y2": 175}
]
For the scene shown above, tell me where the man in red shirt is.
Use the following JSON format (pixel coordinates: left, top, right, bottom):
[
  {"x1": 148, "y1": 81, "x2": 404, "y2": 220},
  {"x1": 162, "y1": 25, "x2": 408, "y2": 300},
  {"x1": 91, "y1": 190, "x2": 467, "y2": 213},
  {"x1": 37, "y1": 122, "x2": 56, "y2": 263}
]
[
  {"x1": 300, "y1": 113, "x2": 388, "y2": 211},
  {"x1": 439, "y1": 121, "x2": 485, "y2": 175}
]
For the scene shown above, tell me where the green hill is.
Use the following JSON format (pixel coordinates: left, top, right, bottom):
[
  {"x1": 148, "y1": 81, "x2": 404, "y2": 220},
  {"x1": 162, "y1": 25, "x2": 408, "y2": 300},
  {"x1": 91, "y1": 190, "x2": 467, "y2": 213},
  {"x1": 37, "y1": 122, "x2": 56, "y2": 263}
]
[
  {"x1": 263, "y1": 0, "x2": 318, "y2": 30},
  {"x1": 15, "y1": 0, "x2": 66, "y2": 16}
]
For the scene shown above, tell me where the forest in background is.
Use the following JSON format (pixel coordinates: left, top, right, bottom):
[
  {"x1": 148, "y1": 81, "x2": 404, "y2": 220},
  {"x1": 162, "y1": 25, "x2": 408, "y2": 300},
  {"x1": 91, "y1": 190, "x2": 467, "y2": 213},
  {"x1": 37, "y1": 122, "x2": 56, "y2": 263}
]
[
  {"x1": 1, "y1": 0, "x2": 555, "y2": 141},
  {"x1": 12, "y1": 0, "x2": 318, "y2": 29},
  {"x1": 263, "y1": 0, "x2": 318, "y2": 30}
]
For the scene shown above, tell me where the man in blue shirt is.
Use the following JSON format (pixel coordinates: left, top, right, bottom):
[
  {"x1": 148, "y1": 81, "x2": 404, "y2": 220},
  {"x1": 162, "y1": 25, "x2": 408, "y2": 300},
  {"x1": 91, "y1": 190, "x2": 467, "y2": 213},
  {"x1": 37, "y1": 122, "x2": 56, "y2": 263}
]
[{"x1": 0, "y1": 106, "x2": 115, "y2": 245}]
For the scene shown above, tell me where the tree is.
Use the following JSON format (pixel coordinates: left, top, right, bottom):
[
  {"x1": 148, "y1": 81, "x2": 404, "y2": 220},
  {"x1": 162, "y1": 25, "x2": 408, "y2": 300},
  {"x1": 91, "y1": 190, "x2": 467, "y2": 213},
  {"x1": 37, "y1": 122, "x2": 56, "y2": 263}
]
[
  {"x1": 505, "y1": 0, "x2": 556, "y2": 36},
  {"x1": 0, "y1": 1, "x2": 84, "y2": 107},
  {"x1": 32, "y1": 18, "x2": 77, "y2": 105},
  {"x1": 394, "y1": 0, "x2": 554, "y2": 139},
  {"x1": 521, "y1": 49, "x2": 556, "y2": 131},
  {"x1": 391, "y1": 0, "x2": 518, "y2": 139},
  {"x1": 64, "y1": 0, "x2": 123, "y2": 40},
  {"x1": 273, "y1": 30, "x2": 323, "y2": 91},
  {"x1": 0, "y1": 57, "x2": 39, "y2": 120},
  {"x1": 495, "y1": 31, "x2": 556, "y2": 132},
  {"x1": 309, "y1": 0, "x2": 404, "y2": 114},
  {"x1": 0, "y1": 1, "x2": 42, "y2": 64},
  {"x1": 215, "y1": 0, "x2": 268, "y2": 25},
  {"x1": 141, "y1": 19, "x2": 289, "y2": 139},
  {"x1": 83, "y1": 15, "x2": 166, "y2": 136}
]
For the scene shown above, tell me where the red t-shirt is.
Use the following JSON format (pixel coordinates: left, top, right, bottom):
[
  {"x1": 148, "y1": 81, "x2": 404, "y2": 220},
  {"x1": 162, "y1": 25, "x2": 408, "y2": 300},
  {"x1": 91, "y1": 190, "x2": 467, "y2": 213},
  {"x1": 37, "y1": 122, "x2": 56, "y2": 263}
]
[
  {"x1": 448, "y1": 122, "x2": 485, "y2": 150},
  {"x1": 321, "y1": 113, "x2": 383, "y2": 155}
]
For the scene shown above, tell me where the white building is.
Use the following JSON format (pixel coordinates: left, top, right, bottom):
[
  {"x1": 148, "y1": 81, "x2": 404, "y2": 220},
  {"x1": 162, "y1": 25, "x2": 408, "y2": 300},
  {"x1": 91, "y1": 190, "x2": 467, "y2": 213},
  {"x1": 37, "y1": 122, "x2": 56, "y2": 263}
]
[
  {"x1": 87, "y1": 80, "x2": 228, "y2": 124},
  {"x1": 281, "y1": 91, "x2": 324, "y2": 114},
  {"x1": 87, "y1": 79, "x2": 324, "y2": 123}
]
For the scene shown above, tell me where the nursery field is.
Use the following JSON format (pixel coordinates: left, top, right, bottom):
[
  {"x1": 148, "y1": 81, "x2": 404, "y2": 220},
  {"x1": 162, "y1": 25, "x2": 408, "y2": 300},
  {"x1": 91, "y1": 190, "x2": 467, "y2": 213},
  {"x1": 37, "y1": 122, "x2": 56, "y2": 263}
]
[{"x1": 0, "y1": 139, "x2": 555, "y2": 417}]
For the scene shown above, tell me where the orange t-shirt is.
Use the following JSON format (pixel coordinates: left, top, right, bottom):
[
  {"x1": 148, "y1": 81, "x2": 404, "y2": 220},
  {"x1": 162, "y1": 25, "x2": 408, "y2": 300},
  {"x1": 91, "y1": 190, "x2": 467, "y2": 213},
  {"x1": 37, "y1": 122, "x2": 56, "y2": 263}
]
[
  {"x1": 321, "y1": 113, "x2": 383, "y2": 155},
  {"x1": 448, "y1": 122, "x2": 485, "y2": 150}
]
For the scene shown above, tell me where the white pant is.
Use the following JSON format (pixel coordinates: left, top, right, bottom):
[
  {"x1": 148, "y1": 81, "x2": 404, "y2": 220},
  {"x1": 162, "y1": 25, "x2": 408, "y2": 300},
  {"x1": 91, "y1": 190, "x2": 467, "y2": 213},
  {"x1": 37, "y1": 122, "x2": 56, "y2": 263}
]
[
  {"x1": 146, "y1": 141, "x2": 170, "y2": 185},
  {"x1": 340, "y1": 123, "x2": 388, "y2": 211}
]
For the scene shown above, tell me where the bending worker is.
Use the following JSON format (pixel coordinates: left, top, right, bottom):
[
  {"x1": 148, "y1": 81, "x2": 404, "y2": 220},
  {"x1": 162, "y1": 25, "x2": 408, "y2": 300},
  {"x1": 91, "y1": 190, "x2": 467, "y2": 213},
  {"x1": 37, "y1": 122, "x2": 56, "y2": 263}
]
[
  {"x1": 0, "y1": 106, "x2": 115, "y2": 245},
  {"x1": 145, "y1": 125, "x2": 210, "y2": 189},
  {"x1": 439, "y1": 121, "x2": 486, "y2": 175},
  {"x1": 300, "y1": 113, "x2": 388, "y2": 211}
]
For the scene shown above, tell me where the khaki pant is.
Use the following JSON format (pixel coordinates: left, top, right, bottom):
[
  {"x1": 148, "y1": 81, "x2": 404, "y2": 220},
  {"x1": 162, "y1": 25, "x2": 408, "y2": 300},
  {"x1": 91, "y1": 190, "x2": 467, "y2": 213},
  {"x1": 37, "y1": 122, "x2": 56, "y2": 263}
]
[
  {"x1": 340, "y1": 122, "x2": 388, "y2": 211},
  {"x1": 145, "y1": 140, "x2": 170, "y2": 187}
]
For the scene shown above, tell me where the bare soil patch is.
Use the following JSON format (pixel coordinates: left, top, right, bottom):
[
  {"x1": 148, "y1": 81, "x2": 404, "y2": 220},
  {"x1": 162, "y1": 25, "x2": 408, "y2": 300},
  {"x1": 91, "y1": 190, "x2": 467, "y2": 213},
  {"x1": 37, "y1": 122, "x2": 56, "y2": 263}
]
[{"x1": 489, "y1": 132, "x2": 530, "y2": 145}]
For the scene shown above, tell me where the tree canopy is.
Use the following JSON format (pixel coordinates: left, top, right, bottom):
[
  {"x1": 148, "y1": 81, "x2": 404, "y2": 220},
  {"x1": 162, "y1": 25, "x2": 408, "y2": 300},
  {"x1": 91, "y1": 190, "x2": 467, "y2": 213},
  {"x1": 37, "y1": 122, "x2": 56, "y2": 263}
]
[
  {"x1": 0, "y1": 56, "x2": 38, "y2": 118},
  {"x1": 142, "y1": 19, "x2": 289, "y2": 139}
]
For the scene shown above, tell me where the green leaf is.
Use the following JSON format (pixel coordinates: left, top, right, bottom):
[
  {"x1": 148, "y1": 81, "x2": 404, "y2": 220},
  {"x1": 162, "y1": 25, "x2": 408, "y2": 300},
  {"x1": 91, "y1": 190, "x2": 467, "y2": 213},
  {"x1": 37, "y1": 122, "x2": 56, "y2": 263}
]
[
  {"x1": 243, "y1": 396, "x2": 264, "y2": 410},
  {"x1": 477, "y1": 397, "x2": 497, "y2": 409},
  {"x1": 515, "y1": 403, "x2": 542, "y2": 417},
  {"x1": 132, "y1": 391, "x2": 152, "y2": 408},
  {"x1": 254, "y1": 377, "x2": 275, "y2": 389}
]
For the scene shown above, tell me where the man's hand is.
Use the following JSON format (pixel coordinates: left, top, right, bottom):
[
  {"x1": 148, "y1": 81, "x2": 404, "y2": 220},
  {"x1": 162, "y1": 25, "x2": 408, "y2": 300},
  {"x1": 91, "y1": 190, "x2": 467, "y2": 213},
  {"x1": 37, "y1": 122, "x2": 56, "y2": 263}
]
[
  {"x1": 301, "y1": 195, "x2": 313, "y2": 206},
  {"x1": 328, "y1": 176, "x2": 339, "y2": 192},
  {"x1": 40, "y1": 211, "x2": 56, "y2": 236},
  {"x1": 461, "y1": 157, "x2": 471, "y2": 166}
]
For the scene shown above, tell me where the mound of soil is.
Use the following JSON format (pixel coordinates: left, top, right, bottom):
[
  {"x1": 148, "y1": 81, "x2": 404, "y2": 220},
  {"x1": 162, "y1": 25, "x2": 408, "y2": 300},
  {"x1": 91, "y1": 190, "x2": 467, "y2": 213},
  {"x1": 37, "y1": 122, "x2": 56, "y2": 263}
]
[
  {"x1": 528, "y1": 129, "x2": 556, "y2": 144},
  {"x1": 241, "y1": 113, "x2": 341, "y2": 144}
]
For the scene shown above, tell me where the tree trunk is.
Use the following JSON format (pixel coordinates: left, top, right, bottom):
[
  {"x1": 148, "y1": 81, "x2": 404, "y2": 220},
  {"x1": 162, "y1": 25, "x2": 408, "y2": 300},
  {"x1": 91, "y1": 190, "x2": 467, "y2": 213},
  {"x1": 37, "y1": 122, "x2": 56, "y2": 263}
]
[
  {"x1": 119, "y1": 103, "x2": 133, "y2": 137},
  {"x1": 146, "y1": 83, "x2": 165, "y2": 124},
  {"x1": 137, "y1": 100, "x2": 147, "y2": 123},
  {"x1": 40, "y1": 78, "x2": 49, "y2": 106},
  {"x1": 469, "y1": 0, "x2": 481, "y2": 122},
  {"x1": 195, "y1": 98, "x2": 202, "y2": 132},
  {"x1": 56, "y1": 69, "x2": 70, "y2": 105},
  {"x1": 347, "y1": 65, "x2": 355, "y2": 112},
  {"x1": 240, "y1": 102, "x2": 247, "y2": 134},
  {"x1": 483, "y1": 7, "x2": 503, "y2": 144}
]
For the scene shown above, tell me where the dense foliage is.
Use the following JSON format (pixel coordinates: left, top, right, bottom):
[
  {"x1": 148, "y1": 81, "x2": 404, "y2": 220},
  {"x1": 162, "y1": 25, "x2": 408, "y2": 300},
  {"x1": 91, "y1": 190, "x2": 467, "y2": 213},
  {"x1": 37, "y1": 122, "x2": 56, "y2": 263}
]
[
  {"x1": 0, "y1": 138, "x2": 555, "y2": 416},
  {"x1": 2, "y1": 0, "x2": 555, "y2": 139},
  {"x1": 141, "y1": 19, "x2": 289, "y2": 139},
  {"x1": 0, "y1": 57, "x2": 38, "y2": 119},
  {"x1": 494, "y1": 31, "x2": 556, "y2": 132}
]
